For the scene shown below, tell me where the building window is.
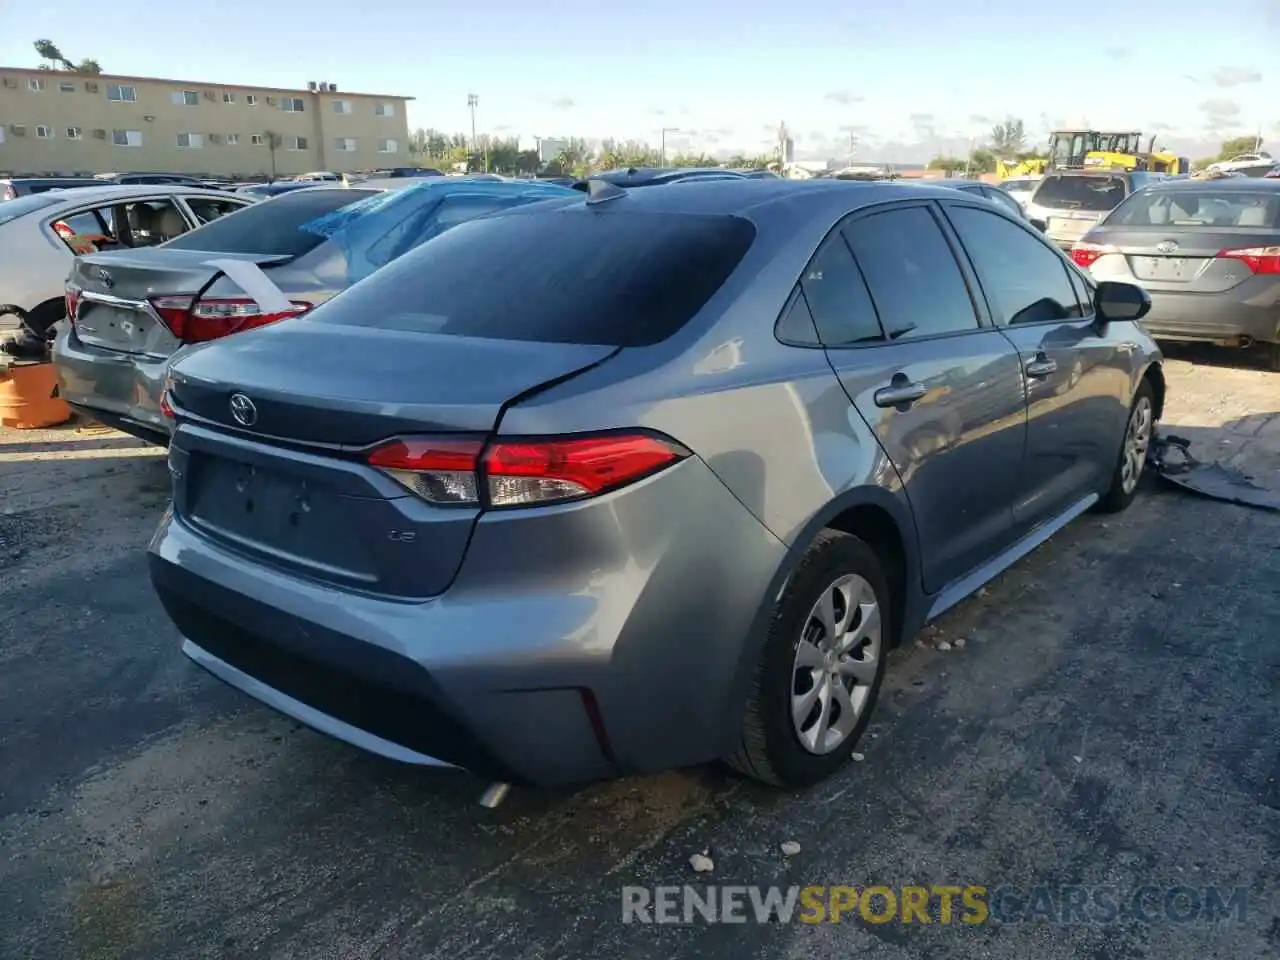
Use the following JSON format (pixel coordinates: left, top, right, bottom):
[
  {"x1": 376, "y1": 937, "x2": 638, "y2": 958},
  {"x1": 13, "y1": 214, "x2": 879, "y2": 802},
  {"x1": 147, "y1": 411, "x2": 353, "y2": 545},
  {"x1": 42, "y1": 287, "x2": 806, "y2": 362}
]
[
  {"x1": 176, "y1": 132, "x2": 204, "y2": 148},
  {"x1": 222, "y1": 91, "x2": 236, "y2": 104},
  {"x1": 112, "y1": 129, "x2": 143, "y2": 147},
  {"x1": 29, "y1": 78, "x2": 45, "y2": 92},
  {"x1": 282, "y1": 97, "x2": 305, "y2": 113},
  {"x1": 332, "y1": 100, "x2": 353, "y2": 115},
  {"x1": 59, "y1": 81, "x2": 76, "y2": 93},
  {"x1": 245, "y1": 94, "x2": 258, "y2": 106},
  {"x1": 173, "y1": 90, "x2": 200, "y2": 106},
  {"x1": 375, "y1": 102, "x2": 395, "y2": 117},
  {"x1": 288, "y1": 135, "x2": 308, "y2": 151},
  {"x1": 66, "y1": 126, "x2": 83, "y2": 140},
  {"x1": 334, "y1": 137, "x2": 357, "y2": 152},
  {"x1": 250, "y1": 134, "x2": 264, "y2": 146},
  {"x1": 226, "y1": 133, "x2": 241, "y2": 145},
  {"x1": 36, "y1": 125, "x2": 53, "y2": 139},
  {"x1": 107, "y1": 84, "x2": 137, "y2": 102},
  {"x1": 377, "y1": 138, "x2": 398, "y2": 153}
]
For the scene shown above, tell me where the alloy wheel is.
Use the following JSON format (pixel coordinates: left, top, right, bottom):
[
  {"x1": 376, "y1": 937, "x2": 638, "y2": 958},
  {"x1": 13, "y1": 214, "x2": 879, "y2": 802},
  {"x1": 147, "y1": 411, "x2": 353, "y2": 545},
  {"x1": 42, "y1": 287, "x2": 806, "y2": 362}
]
[
  {"x1": 790, "y1": 573, "x2": 882, "y2": 755},
  {"x1": 1120, "y1": 395, "x2": 1154, "y2": 496}
]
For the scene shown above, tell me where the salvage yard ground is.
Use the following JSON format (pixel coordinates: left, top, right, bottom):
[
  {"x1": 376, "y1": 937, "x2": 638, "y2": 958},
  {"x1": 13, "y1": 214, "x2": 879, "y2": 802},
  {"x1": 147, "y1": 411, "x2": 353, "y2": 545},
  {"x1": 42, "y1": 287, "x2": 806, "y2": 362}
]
[{"x1": 1, "y1": 349, "x2": 1277, "y2": 960}]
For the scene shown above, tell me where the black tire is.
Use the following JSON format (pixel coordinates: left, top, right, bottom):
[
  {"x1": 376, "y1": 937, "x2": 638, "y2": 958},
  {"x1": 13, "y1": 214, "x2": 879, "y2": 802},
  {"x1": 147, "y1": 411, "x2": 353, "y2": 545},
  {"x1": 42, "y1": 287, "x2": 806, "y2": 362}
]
[
  {"x1": 727, "y1": 529, "x2": 891, "y2": 787},
  {"x1": 1265, "y1": 341, "x2": 1280, "y2": 373},
  {"x1": 24, "y1": 299, "x2": 66, "y2": 341},
  {"x1": 1096, "y1": 378, "x2": 1156, "y2": 514}
]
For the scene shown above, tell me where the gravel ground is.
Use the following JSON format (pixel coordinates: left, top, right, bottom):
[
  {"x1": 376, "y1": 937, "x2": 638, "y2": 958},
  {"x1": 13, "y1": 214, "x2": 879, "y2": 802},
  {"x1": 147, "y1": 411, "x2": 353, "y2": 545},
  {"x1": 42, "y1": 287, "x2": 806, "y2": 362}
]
[{"x1": 1, "y1": 349, "x2": 1277, "y2": 959}]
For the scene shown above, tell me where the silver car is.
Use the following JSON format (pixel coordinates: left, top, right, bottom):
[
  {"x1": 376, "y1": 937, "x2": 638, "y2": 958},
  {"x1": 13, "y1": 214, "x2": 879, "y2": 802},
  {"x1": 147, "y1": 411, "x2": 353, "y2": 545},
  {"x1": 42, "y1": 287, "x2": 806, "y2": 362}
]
[
  {"x1": 0, "y1": 185, "x2": 251, "y2": 341},
  {"x1": 1072, "y1": 178, "x2": 1280, "y2": 370},
  {"x1": 1027, "y1": 171, "x2": 1164, "y2": 250},
  {"x1": 54, "y1": 178, "x2": 578, "y2": 444},
  {"x1": 151, "y1": 179, "x2": 1165, "y2": 790}
]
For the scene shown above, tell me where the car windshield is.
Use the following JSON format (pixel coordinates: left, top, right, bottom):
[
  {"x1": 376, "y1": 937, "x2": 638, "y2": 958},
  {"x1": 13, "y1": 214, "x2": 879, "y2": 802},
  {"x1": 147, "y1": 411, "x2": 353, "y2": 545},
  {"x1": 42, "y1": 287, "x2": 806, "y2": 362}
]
[
  {"x1": 1032, "y1": 176, "x2": 1128, "y2": 212},
  {"x1": 1106, "y1": 189, "x2": 1280, "y2": 228},
  {"x1": 311, "y1": 210, "x2": 757, "y2": 347},
  {"x1": 0, "y1": 193, "x2": 62, "y2": 224},
  {"x1": 161, "y1": 188, "x2": 379, "y2": 257}
]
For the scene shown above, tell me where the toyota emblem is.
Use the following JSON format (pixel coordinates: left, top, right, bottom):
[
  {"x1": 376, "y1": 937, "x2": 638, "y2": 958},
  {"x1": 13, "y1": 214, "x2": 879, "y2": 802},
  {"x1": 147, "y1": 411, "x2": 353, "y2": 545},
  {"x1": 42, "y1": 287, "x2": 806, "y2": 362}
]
[
  {"x1": 229, "y1": 393, "x2": 258, "y2": 427},
  {"x1": 97, "y1": 268, "x2": 114, "y2": 289},
  {"x1": 1155, "y1": 240, "x2": 1179, "y2": 254}
]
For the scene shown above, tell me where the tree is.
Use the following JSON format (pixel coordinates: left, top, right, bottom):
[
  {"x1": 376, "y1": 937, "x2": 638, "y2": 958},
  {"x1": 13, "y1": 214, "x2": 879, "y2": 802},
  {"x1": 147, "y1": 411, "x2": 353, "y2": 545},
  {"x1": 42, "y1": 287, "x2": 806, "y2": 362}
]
[
  {"x1": 262, "y1": 131, "x2": 281, "y2": 180},
  {"x1": 967, "y1": 148, "x2": 997, "y2": 175},
  {"x1": 32, "y1": 39, "x2": 103, "y2": 74},
  {"x1": 928, "y1": 155, "x2": 967, "y2": 173},
  {"x1": 1215, "y1": 135, "x2": 1262, "y2": 161},
  {"x1": 989, "y1": 116, "x2": 1026, "y2": 156}
]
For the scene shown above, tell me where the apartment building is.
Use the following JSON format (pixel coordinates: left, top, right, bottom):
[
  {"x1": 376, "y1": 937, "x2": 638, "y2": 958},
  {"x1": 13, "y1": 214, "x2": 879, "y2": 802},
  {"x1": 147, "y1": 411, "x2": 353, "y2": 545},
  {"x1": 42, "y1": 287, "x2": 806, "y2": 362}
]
[{"x1": 0, "y1": 67, "x2": 413, "y2": 178}]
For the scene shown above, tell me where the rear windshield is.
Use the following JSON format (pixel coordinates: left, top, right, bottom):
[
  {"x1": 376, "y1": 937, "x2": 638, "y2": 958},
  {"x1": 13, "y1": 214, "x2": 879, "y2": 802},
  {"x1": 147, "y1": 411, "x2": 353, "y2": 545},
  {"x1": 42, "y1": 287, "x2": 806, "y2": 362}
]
[
  {"x1": 162, "y1": 187, "x2": 378, "y2": 256},
  {"x1": 1106, "y1": 189, "x2": 1280, "y2": 228},
  {"x1": 1032, "y1": 176, "x2": 1128, "y2": 212},
  {"x1": 0, "y1": 193, "x2": 61, "y2": 224},
  {"x1": 311, "y1": 209, "x2": 757, "y2": 347}
]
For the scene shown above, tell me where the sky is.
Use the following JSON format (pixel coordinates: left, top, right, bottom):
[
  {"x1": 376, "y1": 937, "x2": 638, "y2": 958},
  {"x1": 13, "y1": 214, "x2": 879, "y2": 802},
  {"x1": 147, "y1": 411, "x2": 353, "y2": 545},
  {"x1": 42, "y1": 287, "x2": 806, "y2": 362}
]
[{"x1": 3, "y1": 0, "x2": 1277, "y2": 163}]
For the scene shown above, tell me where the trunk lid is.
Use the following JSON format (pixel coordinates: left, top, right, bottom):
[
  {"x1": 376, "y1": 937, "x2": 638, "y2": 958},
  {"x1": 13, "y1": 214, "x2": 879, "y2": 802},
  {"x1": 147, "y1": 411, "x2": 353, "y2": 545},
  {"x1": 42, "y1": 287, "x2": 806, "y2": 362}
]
[
  {"x1": 69, "y1": 249, "x2": 291, "y2": 355},
  {"x1": 165, "y1": 323, "x2": 619, "y2": 598},
  {"x1": 1091, "y1": 227, "x2": 1280, "y2": 293}
]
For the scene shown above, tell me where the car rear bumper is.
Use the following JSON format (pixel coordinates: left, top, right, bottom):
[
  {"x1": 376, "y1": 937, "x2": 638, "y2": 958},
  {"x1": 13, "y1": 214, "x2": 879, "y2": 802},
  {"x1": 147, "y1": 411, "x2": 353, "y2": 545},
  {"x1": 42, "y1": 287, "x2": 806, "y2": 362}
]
[
  {"x1": 148, "y1": 457, "x2": 788, "y2": 786},
  {"x1": 52, "y1": 324, "x2": 174, "y2": 441},
  {"x1": 1138, "y1": 293, "x2": 1280, "y2": 345}
]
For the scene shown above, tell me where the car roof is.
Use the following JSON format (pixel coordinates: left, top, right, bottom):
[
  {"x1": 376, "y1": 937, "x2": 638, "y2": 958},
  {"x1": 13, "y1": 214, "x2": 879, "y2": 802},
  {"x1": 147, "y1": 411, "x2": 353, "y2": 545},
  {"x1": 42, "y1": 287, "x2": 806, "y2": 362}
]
[
  {"x1": 544, "y1": 177, "x2": 968, "y2": 218},
  {"x1": 913, "y1": 178, "x2": 987, "y2": 189},
  {"x1": 21, "y1": 183, "x2": 239, "y2": 204},
  {"x1": 1137, "y1": 177, "x2": 1280, "y2": 193}
]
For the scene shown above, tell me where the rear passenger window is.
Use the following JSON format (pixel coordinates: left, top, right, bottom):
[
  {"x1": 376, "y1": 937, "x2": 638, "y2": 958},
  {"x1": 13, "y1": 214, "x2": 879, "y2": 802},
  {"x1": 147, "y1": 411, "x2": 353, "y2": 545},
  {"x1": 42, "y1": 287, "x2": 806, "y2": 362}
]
[
  {"x1": 982, "y1": 187, "x2": 1025, "y2": 218},
  {"x1": 799, "y1": 235, "x2": 883, "y2": 346},
  {"x1": 841, "y1": 207, "x2": 978, "y2": 340},
  {"x1": 776, "y1": 289, "x2": 820, "y2": 344},
  {"x1": 947, "y1": 205, "x2": 1082, "y2": 324}
]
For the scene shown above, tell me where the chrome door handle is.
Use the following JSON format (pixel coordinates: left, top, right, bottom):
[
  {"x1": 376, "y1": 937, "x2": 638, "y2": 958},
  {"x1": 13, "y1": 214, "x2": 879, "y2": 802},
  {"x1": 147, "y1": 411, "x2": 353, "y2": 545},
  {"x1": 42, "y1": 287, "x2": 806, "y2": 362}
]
[
  {"x1": 1024, "y1": 357, "x2": 1057, "y2": 378},
  {"x1": 873, "y1": 380, "x2": 928, "y2": 408}
]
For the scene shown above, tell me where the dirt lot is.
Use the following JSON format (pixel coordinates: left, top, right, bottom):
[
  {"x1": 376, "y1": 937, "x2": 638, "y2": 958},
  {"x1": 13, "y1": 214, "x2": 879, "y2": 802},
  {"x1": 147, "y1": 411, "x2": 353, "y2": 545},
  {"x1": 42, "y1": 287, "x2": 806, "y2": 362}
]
[{"x1": 1, "y1": 349, "x2": 1278, "y2": 960}]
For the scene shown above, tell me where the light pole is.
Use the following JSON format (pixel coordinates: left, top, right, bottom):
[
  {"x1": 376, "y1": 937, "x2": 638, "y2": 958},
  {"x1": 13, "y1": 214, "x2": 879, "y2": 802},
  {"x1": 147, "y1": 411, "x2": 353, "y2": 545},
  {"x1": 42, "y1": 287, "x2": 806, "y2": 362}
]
[{"x1": 660, "y1": 127, "x2": 681, "y2": 166}]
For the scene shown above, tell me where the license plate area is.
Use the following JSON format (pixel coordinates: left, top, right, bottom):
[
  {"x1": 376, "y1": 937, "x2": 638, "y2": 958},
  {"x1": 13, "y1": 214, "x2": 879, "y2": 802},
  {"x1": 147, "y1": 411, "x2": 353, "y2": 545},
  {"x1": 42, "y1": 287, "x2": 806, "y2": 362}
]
[
  {"x1": 188, "y1": 455, "x2": 375, "y2": 580},
  {"x1": 1047, "y1": 216, "x2": 1095, "y2": 238},
  {"x1": 75, "y1": 303, "x2": 155, "y2": 353},
  {"x1": 1129, "y1": 256, "x2": 1202, "y2": 282}
]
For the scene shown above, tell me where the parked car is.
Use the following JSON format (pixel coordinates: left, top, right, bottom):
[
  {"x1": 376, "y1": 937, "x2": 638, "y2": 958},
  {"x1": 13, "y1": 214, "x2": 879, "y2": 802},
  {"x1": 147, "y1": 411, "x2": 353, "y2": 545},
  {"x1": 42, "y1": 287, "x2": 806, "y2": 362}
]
[
  {"x1": 1264, "y1": 166, "x2": 1280, "y2": 180},
  {"x1": 96, "y1": 172, "x2": 211, "y2": 188},
  {"x1": 370, "y1": 167, "x2": 444, "y2": 179},
  {"x1": 235, "y1": 181, "x2": 322, "y2": 201},
  {"x1": 1208, "y1": 152, "x2": 1274, "y2": 178},
  {"x1": 1072, "y1": 178, "x2": 1280, "y2": 370},
  {"x1": 915, "y1": 178, "x2": 1030, "y2": 219},
  {"x1": 150, "y1": 178, "x2": 1163, "y2": 791},
  {"x1": 54, "y1": 178, "x2": 578, "y2": 444},
  {"x1": 1027, "y1": 170, "x2": 1165, "y2": 250},
  {"x1": 0, "y1": 185, "x2": 252, "y2": 341},
  {"x1": 1, "y1": 176, "x2": 103, "y2": 200},
  {"x1": 997, "y1": 175, "x2": 1042, "y2": 211}
]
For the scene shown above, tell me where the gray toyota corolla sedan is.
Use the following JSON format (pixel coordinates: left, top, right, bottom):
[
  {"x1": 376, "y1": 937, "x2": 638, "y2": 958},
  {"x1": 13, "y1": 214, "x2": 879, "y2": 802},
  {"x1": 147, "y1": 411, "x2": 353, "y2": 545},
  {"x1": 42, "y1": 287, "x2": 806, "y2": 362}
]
[{"x1": 150, "y1": 178, "x2": 1165, "y2": 791}]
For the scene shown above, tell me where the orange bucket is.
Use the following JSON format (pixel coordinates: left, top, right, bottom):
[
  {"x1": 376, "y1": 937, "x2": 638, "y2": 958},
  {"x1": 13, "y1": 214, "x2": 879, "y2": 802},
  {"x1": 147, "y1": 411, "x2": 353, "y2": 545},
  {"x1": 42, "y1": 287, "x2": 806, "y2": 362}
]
[{"x1": 0, "y1": 361, "x2": 72, "y2": 429}]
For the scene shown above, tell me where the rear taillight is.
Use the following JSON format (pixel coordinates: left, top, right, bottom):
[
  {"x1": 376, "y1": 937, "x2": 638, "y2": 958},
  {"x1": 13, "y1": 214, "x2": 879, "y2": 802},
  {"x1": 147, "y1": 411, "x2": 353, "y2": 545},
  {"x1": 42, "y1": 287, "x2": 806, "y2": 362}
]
[
  {"x1": 1216, "y1": 245, "x2": 1280, "y2": 275},
  {"x1": 149, "y1": 296, "x2": 311, "y2": 344},
  {"x1": 366, "y1": 432, "x2": 690, "y2": 508},
  {"x1": 1071, "y1": 241, "x2": 1115, "y2": 269},
  {"x1": 52, "y1": 221, "x2": 76, "y2": 241},
  {"x1": 159, "y1": 385, "x2": 175, "y2": 419},
  {"x1": 64, "y1": 283, "x2": 81, "y2": 321},
  {"x1": 2, "y1": 185, "x2": 15, "y2": 201}
]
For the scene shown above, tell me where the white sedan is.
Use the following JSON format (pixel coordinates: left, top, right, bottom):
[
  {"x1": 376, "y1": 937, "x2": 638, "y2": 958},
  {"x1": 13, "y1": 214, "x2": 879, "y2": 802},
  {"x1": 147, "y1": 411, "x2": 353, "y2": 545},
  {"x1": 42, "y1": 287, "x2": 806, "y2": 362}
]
[{"x1": 0, "y1": 184, "x2": 251, "y2": 340}]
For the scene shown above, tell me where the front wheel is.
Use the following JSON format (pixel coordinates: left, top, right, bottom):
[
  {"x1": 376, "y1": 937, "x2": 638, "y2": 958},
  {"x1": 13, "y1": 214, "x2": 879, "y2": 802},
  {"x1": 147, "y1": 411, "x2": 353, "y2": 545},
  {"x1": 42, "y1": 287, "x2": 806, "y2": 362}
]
[
  {"x1": 727, "y1": 530, "x2": 890, "y2": 787},
  {"x1": 1096, "y1": 379, "x2": 1156, "y2": 514}
]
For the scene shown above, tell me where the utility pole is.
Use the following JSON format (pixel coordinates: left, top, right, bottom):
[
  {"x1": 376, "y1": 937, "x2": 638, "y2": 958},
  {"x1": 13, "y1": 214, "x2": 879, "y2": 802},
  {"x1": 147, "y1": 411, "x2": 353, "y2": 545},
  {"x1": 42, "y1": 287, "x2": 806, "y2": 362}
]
[
  {"x1": 660, "y1": 127, "x2": 679, "y2": 166},
  {"x1": 467, "y1": 93, "x2": 479, "y2": 169},
  {"x1": 847, "y1": 131, "x2": 857, "y2": 169}
]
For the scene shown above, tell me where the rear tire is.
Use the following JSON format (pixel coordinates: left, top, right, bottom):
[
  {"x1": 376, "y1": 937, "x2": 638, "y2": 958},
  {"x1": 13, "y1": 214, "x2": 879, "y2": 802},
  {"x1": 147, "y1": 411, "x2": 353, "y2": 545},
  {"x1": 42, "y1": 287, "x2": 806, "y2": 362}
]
[
  {"x1": 1266, "y1": 341, "x2": 1280, "y2": 373},
  {"x1": 727, "y1": 529, "x2": 890, "y2": 787},
  {"x1": 1096, "y1": 378, "x2": 1156, "y2": 514}
]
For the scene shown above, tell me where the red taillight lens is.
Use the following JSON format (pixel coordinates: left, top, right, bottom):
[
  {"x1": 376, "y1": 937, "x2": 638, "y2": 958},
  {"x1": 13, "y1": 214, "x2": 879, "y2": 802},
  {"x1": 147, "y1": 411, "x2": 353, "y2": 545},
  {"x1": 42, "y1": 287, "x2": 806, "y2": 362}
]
[
  {"x1": 365, "y1": 432, "x2": 689, "y2": 508},
  {"x1": 52, "y1": 220, "x2": 76, "y2": 240},
  {"x1": 2, "y1": 185, "x2": 16, "y2": 201},
  {"x1": 149, "y1": 296, "x2": 311, "y2": 343},
  {"x1": 1216, "y1": 245, "x2": 1280, "y2": 275},
  {"x1": 64, "y1": 284, "x2": 81, "y2": 321},
  {"x1": 1071, "y1": 241, "x2": 1114, "y2": 269},
  {"x1": 159, "y1": 386, "x2": 175, "y2": 419}
]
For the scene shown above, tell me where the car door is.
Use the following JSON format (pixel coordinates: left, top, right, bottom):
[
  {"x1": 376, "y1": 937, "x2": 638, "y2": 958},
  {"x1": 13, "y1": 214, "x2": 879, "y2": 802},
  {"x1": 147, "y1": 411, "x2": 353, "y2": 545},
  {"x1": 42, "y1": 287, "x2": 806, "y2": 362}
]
[
  {"x1": 939, "y1": 199, "x2": 1132, "y2": 533},
  {"x1": 812, "y1": 202, "x2": 1028, "y2": 594}
]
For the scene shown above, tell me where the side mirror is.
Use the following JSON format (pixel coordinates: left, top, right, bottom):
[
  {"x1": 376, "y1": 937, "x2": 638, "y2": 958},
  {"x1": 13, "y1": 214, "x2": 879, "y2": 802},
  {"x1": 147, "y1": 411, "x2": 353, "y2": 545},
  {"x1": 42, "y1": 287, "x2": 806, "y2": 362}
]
[
  {"x1": 1029, "y1": 218, "x2": 1047, "y2": 233},
  {"x1": 1094, "y1": 280, "x2": 1150, "y2": 324}
]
